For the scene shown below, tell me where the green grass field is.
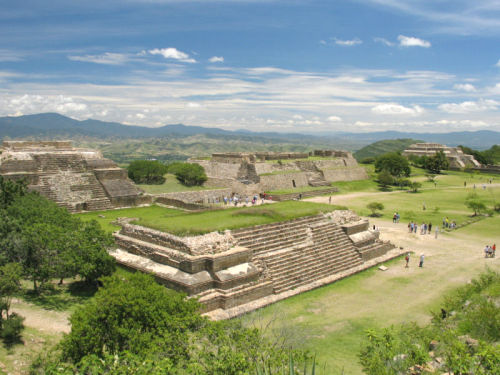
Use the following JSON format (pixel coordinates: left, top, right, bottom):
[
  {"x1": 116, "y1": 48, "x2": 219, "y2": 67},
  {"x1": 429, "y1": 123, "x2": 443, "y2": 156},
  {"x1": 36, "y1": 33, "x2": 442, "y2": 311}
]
[{"x1": 77, "y1": 201, "x2": 341, "y2": 236}]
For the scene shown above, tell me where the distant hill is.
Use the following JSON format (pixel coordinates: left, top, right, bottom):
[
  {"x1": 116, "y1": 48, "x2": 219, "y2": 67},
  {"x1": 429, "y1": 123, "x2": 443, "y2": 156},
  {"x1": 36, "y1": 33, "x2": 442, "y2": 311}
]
[
  {"x1": 353, "y1": 139, "x2": 422, "y2": 161},
  {"x1": 1, "y1": 113, "x2": 499, "y2": 156}
]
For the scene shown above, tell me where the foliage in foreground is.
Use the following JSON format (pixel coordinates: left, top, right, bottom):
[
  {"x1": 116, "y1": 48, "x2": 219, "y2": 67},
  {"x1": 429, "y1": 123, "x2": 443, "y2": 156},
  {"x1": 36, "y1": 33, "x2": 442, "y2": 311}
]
[
  {"x1": 359, "y1": 269, "x2": 500, "y2": 375},
  {"x1": 0, "y1": 181, "x2": 115, "y2": 292},
  {"x1": 32, "y1": 273, "x2": 311, "y2": 374}
]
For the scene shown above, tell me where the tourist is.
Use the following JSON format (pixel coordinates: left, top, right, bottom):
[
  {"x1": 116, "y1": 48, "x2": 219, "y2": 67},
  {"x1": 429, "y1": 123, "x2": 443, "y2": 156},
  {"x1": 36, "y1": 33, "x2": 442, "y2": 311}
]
[
  {"x1": 428, "y1": 222, "x2": 432, "y2": 234},
  {"x1": 422, "y1": 202, "x2": 426, "y2": 210},
  {"x1": 414, "y1": 224, "x2": 417, "y2": 233},
  {"x1": 396, "y1": 212, "x2": 400, "y2": 223},
  {"x1": 329, "y1": 196, "x2": 332, "y2": 204},
  {"x1": 408, "y1": 222, "x2": 412, "y2": 233},
  {"x1": 405, "y1": 253, "x2": 410, "y2": 268},
  {"x1": 435, "y1": 226, "x2": 439, "y2": 239},
  {"x1": 484, "y1": 245, "x2": 491, "y2": 258},
  {"x1": 393, "y1": 213, "x2": 397, "y2": 223},
  {"x1": 492, "y1": 244, "x2": 496, "y2": 258},
  {"x1": 419, "y1": 254, "x2": 425, "y2": 268},
  {"x1": 464, "y1": 181, "x2": 466, "y2": 187}
]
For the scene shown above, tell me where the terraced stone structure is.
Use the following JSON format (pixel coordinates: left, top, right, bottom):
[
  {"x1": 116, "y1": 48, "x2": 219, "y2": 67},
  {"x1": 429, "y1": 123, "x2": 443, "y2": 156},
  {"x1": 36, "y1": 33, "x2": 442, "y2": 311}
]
[
  {"x1": 0, "y1": 141, "x2": 147, "y2": 212},
  {"x1": 191, "y1": 150, "x2": 368, "y2": 195},
  {"x1": 111, "y1": 211, "x2": 399, "y2": 318},
  {"x1": 402, "y1": 143, "x2": 481, "y2": 168}
]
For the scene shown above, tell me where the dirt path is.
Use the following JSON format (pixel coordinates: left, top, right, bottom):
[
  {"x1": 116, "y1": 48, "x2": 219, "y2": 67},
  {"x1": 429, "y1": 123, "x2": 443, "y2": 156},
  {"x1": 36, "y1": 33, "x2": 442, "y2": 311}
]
[{"x1": 11, "y1": 299, "x2": 70, "y2": 334}]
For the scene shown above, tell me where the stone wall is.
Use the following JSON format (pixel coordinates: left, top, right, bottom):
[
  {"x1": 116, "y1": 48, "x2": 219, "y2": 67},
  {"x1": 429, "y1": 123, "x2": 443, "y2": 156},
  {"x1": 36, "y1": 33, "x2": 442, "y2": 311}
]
[
  {"x1": 195, "y1": 160, "x2": 241, "y2": 180},
  {"x1": 154, "y1": 188, "x2": 233, "y2": 204},
  {"x1": 259, "y1": 172, "x2": 309, "y2": 191},
  {"x1": 322, "y1": 166, "x2": 368, "y2": 182}
]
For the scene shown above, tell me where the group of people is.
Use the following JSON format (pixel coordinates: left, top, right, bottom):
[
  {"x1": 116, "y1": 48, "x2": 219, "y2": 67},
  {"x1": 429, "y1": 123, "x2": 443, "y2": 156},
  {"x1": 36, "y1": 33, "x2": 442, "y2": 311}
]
[
  {"x1": 392, "y1": 212, "x2": 400, "y2": 223},
  {"x1": 404, "y1": 253, "x2": 425, "y2": 268},
  {"x1": 408, "y1": 221, "x2": 434, "y2": 235},
  {"x1": 222, "y1": 193, "x2": 271, "y2": 207},
  {"x1": 484, "y1": 244, "x2": 496, "y2": 258},
  {"x1": 442, "y1": 217, "x2": 456, "y2": 229}
]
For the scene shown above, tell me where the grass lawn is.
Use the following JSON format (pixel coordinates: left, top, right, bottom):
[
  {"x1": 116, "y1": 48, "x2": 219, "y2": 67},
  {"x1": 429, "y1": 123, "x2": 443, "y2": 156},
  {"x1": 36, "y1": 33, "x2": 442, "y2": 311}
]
[
  {"x1": 137, "y1": 173, "x2": 224, "y2": 194},
  {"x1": 77, "y1": 201, "x2": 341, "y2": 236}
]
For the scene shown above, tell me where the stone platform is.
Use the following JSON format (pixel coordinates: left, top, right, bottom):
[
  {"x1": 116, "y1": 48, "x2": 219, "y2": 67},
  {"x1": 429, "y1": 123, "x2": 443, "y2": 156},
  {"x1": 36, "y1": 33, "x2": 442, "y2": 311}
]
[
  {"x1": 0, "y1": 141, "x2": 148, "y2": 212},
  {"x1": 111, "y1": 210, "x2": 398, "y2": 317}
]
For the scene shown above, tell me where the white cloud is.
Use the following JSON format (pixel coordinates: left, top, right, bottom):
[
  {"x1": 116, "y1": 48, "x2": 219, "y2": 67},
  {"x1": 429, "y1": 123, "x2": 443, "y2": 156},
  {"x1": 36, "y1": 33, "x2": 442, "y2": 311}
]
[
  {"x1": 68, "y1": 52, "x2": 128, "y2": 65},
  {"x1": 371, "y1": 103, "x2": 424, "y2": 115},
  {"x1": 186, "y1": 102, "x2": 202, "y2": 108},
  {"x1": 333, "y1": 37, "x2": 362, "y2": 46},
  {"x1": 438, "y1": 99, "x2": 498, "y2": 113},
  {"x1": 3, "y1": 94, "x2": 88, "y2": 116},
  {"x1": 327, "y1": 115, "x2": 342, "y2": 122},
  {"x1": 373, "y1": 37, "x2": 395, "y2": 47},
  {"x1": 148, "y1": 48, "x2": 196, "y2": 63},
  {"x1": 496, "y1": 59, "x2": 500, "y2": 67},
  {"x1": 397, "y1": 35, "x2": 431, "y2": 48},
  {"x1": 209, "y1": 56, "x2": 224, "y2": 63},
  {"x1": 453, "y1": 83, "x2": 476, "y2": 92},
  {"x1": 0, "y1": 49, "x2": 24, "y2": 62}
]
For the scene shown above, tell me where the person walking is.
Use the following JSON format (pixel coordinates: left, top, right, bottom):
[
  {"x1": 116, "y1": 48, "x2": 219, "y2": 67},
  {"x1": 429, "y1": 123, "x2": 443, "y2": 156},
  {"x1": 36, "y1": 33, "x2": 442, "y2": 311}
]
[
  {"x1": 405, "y1": 253, "x2": 410, "y2": 268},
  {"x1": 428, "y1": 222, "x2": 432, "y2": 234},
  {"x1": 435, "y1": 226, "x2": 439, "y2": 239},
  {"x1": 419, "y1": 254, "x2": 425, "y2": 268}
]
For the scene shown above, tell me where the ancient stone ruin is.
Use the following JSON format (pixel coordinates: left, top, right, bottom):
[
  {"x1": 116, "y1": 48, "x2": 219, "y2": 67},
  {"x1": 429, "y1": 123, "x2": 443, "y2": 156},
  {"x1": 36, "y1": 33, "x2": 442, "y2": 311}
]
[
  {"x1": 191, "y1": 150, "x2": 368, "y2": 195},
  {"x1": 402, "y1": 143, "x2": 481, "y2": 169},
  {"x1": 0, "y1": 141, "x2": 148, "y2": 212},
  {"x1": 111, "y1": 211, "x2": 400, "y2": 318}
]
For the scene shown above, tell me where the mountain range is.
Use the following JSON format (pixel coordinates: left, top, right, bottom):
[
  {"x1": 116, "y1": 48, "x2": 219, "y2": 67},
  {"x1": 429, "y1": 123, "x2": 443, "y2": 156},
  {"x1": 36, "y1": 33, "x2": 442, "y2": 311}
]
[{"x1": 1, "y1": 113, "x2": 499, "y2": 150}]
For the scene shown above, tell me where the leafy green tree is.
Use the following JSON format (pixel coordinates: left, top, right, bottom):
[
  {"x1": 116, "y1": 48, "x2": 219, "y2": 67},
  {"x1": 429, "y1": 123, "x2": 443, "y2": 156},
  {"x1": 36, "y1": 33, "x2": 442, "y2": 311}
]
[
  {"x1": 465, "y1": 192, "x2": 487, "y2": 216},
  {"x1": 367, "y1": 202, "x2": 384, "y2": 217},
  {"x1": 127, "y1": 160, "x2": 168, "y2": 184},
  {"x1": 377, "y1": 170, "x2": 394, "y2": 190},
  {"x1": 0, "y1": 176, "x2": 26, "y2": 209},
  {"x1": 425, "y1": 151, "x2": 449, "y2": 174},
  {"x1": 409, "y1": 181, "x2": 422, "y2": 193},
  {"x1": 375, "y1": 152, "x2": 411, "y2": 177},
  {"x1": 0, "y1": 263, "x2": 22, "y2": 321},
  {"x1": 60, "y1": 272, "x2": 204, "y2": 363},
  {"x1": 170, "y1": 163, "x2": 207, "y2": 186}
]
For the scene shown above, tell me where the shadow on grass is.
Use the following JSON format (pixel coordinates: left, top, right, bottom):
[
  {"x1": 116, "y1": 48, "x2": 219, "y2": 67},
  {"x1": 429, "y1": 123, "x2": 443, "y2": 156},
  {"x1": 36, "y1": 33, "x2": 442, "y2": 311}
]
[{"x1": 21, "y1": 281, "x2": 97, "y2": 311}]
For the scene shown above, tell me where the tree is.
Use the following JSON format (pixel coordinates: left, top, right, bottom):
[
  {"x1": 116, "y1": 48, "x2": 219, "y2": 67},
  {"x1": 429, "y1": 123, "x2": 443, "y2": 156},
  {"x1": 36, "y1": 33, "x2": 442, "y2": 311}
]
[
  {"x1": 170, "y1": 163, "x2": 207, "y2": 186},
  {"x1": 127, "y1": 160, "x2": 168, "y2": 184},
  {"x1": 367, "y1": 202, "x2": 384, "y2": 217},
  {"x1": 60, "y1": 272, "x2": 204, "y2": 363},
  {"x1": 409, "y1": 181, "x2": 422, "y2": 193},
  {"x1": 377, "y1": 170, "x2": 394, "y2": 190},
  {"x1": 425, "y1": 151, "x2": 449, "y2": 174},
  {"x1": 375, "y1": 152, "x2": 411, "y2": 177},
  {"x1": 465, "y1": 192, "x2": 487, "y2": 216},
  {"x1": 0, "y1": 263, "x2": 22, "y2": 321},
  {"x1": 0, "y1": 176, "x2": 26, "y2": 209}
]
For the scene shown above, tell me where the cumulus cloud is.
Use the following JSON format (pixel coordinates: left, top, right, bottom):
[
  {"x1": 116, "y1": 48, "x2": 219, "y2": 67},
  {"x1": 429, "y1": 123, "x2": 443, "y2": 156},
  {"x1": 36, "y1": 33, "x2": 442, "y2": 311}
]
[
  {"x1": 397, "y1": 35, "x2": 431, "y2": 48},
  {"x1": 68, "y1": 52, "x2": 128, "y2": 65},
  {"x1": 438, "y1": 99, "x2": 498, "y2": 113},
  {"x1": 371, "y1": 103, "x2": 424, "y2": 115},
  {"x1": 496, "y1": 59, "x2": 500, "y2": 67},
  {"x1": 208, "y1": 56, "x2": 224, "y2": 63},
  {"x1": 148, "y1": 48, "x2": 196, "y2": 63},
  {"x1": 3, "y1": 94, "x2": 88, "y2": 116},
  {"x1": 453, "y1": 83, "x2": 476, "y2": 92},
  {"x1": 327, "y1": 115, "x2": 342, "y2": 122},
  {"x1": 373, "y1": 37, "x2": 394, "y2": 47},
  {"x1": 333, "y1": 37, "x2": 362, "y2": 46}
]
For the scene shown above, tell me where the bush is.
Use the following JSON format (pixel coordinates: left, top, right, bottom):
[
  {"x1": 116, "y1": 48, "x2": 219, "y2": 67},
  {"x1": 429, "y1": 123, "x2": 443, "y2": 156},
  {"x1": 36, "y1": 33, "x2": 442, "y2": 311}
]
[
  {"x1": 170, "y1": 163, "x2": 207, "y2": 186},
  {"x1": 360, "y1": 157, "x2": 375, "y2": 164},
  {"x1": 367, "y1": 202, "x2": 384, "y2": 217},
  {"x1": 127, "y1": 160, "x2": 168, "y2": 184},
  {"x1": 1, "y1": 313, "x2": 24, "y2": 344},
  {"x1": 377, "y1": 170, "x2": 394, "y2": 189}
]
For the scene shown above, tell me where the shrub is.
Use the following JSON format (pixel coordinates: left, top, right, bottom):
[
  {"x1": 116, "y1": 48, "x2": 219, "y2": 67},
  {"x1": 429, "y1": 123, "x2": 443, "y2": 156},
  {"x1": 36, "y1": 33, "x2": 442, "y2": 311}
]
[
  {"x1": 367, "y1": 202, "x2": 384, "y2": 217},
  {"x1": 1, "y1": 313, "x2": 24, "y2": 344},
  {"x1": 377, "y1": 170, "x2": 394, "y2": 189},
  {"x1": 360, "y1": 157, "x2": 375, "y2": 164}
]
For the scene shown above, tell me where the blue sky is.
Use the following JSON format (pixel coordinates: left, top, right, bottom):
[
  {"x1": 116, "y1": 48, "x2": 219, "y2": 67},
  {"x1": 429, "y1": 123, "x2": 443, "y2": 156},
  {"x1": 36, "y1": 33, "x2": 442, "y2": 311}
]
[{"x1": 1, "y1": 0, "x2": 500, "y2": 133}]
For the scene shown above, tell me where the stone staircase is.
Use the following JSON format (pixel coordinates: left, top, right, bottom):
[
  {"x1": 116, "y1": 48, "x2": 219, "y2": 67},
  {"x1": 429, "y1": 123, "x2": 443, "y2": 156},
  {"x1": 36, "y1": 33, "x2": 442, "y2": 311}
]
[
  {"x1": 232, "y1": 215, "x2": 325, "y2": 255},
  {"x1": 295, "y1": 160, "x2": 329, "y2": 186},
  {"x1": 34, "y1": 153, "x2": 86, "y2": 173},
  {"x1": 233, "y1": 216, "x2": 364, "y2": 294}
]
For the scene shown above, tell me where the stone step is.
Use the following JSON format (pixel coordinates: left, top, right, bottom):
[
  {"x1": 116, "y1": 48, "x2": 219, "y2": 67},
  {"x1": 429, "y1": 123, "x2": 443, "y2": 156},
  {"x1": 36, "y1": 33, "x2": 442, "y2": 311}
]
[
  {"x1": 236, "y1": 227, "x2": 308, "y2": 246},
  {"x1": 231, "y1": 215, "x2": 324, "y2": 237}
]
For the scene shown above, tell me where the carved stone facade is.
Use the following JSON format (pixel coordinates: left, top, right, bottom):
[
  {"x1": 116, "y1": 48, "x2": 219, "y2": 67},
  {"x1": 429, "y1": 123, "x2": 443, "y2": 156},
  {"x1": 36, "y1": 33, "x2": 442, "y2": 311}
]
[
  {"x1": 402, "y1": 143, "x2": 481, "y2": 168},
  {"x1": 191, "y1": 150, "x2": 368, "y2": 195},
  {"x1": 111, "y1": 211, "x2": 401, "y2": 318},
  {"x1": 0, "y1": 141, "x2": 148, "y2": 212}
]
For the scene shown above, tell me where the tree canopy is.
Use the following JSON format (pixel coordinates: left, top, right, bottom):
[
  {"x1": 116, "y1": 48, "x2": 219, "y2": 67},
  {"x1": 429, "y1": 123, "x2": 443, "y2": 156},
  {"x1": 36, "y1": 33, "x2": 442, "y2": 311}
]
[
  {"x1": 374, "y1": 152, "x2": 411, "y2": 177},
  {"x1": 127, "y1": 160, "x2": 169, "y2": 184},
  {"x1": 168, "y1": 162, "x2": 207, "y2": 186}
]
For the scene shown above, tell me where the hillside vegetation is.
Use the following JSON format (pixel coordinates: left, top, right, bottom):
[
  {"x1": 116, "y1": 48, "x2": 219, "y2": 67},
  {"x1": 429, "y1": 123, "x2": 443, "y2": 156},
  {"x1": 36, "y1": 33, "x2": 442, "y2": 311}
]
[{"x1": 354, "y1": 138, "x2": 422, "y2": 161}]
